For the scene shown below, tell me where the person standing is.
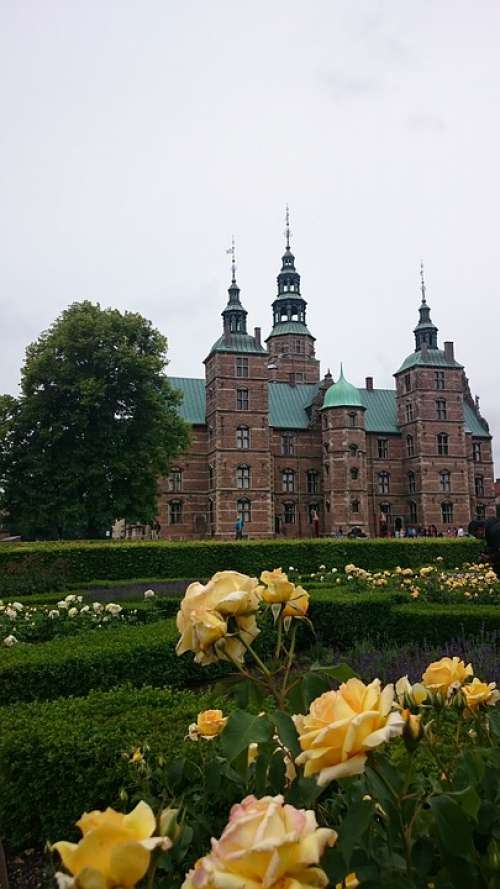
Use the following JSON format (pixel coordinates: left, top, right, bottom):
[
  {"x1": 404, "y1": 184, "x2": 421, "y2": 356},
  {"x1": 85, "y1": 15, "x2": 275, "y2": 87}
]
[{"x1": 235, "y1": 514, "x2": 244, "y2": 540}]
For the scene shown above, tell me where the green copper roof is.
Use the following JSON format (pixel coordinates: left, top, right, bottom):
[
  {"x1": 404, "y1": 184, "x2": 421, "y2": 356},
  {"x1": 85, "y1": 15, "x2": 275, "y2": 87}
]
[
  {"x1": 322, "y1": 369, "x2": 365, "y2": 410},
  {"x1": 266, "y1": 321, "x2": 313, "y2": 338},
  {"x1": 207, "y1": 333, "x2": 267, "y2": 356},
  {"x1": 396, "y1": 348, "x2": 463, "y2": 374},
  {"x1": 168, "y1": 377, "x2": 491, "y2": 438}
]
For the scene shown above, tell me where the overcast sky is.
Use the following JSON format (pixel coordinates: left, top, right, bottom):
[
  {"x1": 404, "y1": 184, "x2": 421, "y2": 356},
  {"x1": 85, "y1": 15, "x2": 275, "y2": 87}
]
[{"x1": 1, "y1": 1, "x2": 499, "y2": 469}]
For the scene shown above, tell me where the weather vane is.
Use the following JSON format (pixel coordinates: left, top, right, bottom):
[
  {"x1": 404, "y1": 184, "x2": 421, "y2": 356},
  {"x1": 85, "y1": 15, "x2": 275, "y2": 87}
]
[
  {"x1": 226, "y1": 236, "x2": 236, "y2": 283},
  {"x1": 420, "y1": 260, "x2": 427, "y2": 303},
  {"x1": 285, "y1": 204, "x2": 292, "y2": 250}
]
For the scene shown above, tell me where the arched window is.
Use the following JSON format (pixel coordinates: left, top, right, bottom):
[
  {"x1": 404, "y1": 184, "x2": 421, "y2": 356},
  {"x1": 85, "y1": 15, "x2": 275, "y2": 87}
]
[
  {"x1": 168, "y1": 468, "x2": 182, "y2": 492},
  {"x1": 284, "y1": 502, "x2": 296, "y2": 524},
  {"x1": 440, "y1": 470, "x2": 451, "y2": 493},
  {"x1": 236, "y1": 426, "x2": 250, "y2": 449},
  {"x1": 409, "y1": 501, "x2": 417, "y2": 523},
  {"x1": 378, "y1": 472, "x2": 390, "y2": 495},
  {"x1": 282, "y1": 469, "x2": 295, "y2": 493},
  {"x1": 307, "y1": 470, "x2": 319, "y2": 494},
  {"x1": 406, "y1": 435, "x2": 415, "y2": 457},
  {"x1": 169, "y1": 501, "x2": 183, "y2": 525},
  {"x1": 437, "y1": 433, "x2": 448, "y2": 456},
  {"x1": 237, "y1": 465, "x2": 251, "y2": 489},
  {"x1": 351, "y1": 499, "x2": 360, "y2": 514},
  {"x1": 349, "y1": 444, "x2": 358, "y2": 457},
  {"x1": 351, "y1": 467, "x2": 359, "y2": 480},
  {"x1": 475, "y1": 476, "x2": 485, "y2": 497},
  {"x1": 237, "y1": 498, "x2": 251, "y2": 523},
  {"x1": 408, "y1": 471, "x2": 416, "y2": 494},
  {"x1": 441, "y1": 501, "x2": 453, "y2": 524},
  {"x1": 476, "y1": 503, "x2": 486, "y2": 519}
]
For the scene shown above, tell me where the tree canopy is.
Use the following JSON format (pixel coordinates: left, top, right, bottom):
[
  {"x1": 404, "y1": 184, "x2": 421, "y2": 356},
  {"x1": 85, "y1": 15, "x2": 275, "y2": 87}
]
[{"x1": 0, "y1": 301, "x2": 190, "y2": 538}]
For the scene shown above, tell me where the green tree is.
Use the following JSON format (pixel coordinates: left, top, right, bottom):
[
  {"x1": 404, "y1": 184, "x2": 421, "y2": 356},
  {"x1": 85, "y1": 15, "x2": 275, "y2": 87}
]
[{"x1": 0, "y1": 301, "x2": 190, "y2": 539}]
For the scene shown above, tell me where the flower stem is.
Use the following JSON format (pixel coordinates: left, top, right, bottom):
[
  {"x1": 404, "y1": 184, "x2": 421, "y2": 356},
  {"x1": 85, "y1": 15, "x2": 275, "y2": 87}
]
[{"x1": 281, "y1": 624, "x2": 298, "y2": 699}]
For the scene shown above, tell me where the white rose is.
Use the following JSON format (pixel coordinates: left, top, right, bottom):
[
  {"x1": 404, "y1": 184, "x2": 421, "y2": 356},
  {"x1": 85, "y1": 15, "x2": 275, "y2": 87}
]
[
  {"x1": 144, "y1": 589, "x2": 155, "y2": 599},
  {"x1": 68, "y1": 607, "x2": 79, "y2": 618},
  {"x1": 80, "y1": 605, "x2": 90, "y2": 614},
  {"x1": 65, "y1": 595, "x2": 77, "y2": 603},
  {"x1": 105, "y1": 603, "x2": 122, "y2": 616},
  {"x1": 48, "y1": 610, "x2": 59, "y2": 619},
  {"x1": 92, "y1": 602, "x2": 103, "y2": 613},
  {"x1": 12, "y1": 602, "x2": 24, "y2": 612},
  {"x1": 3, "y1": 635, "x2": 18, "y2": 647},
  {"x1": 58, "y1": 601, "x2": 68, "y2": 610},
  {"x1": 5, "y1": 608, "x2": 17, "y2": 620}
]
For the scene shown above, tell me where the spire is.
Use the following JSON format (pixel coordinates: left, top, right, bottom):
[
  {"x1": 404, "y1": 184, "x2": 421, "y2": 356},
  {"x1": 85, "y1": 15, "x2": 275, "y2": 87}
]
[
  {"x1": 268, "y1": 208, "x2": 312, "y2": 338},
  {"x1": 226, "y1": 236, "x2": 241, "y2": 305},
  {"x1": 222, "y1": 237, "x2": 247, "y2": 333},
  {"x1": 414, "y1": 261, "x2": 438, "y2": 351},
  {"x1": 285, "y1": 204, "x2": 291, "y2": 251},
  {"x1": 420, "y1": 260, "x2": 427, "y2": 304}
]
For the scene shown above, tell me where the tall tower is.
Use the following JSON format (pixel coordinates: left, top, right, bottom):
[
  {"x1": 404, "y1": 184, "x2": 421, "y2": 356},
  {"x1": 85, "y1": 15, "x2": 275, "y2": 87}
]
[
  {"x1": 394, "y1": 265, "x2": 471, "y2": 531},
  {"x1": 204, "y1": 242, "x2": 273, "y2": 538},
  {"x1": 265, "y1": 208, "x2": 320, "y2": 384},
  {"x1": 321, "y1": 367, "x2": 368, "y2": 535}
]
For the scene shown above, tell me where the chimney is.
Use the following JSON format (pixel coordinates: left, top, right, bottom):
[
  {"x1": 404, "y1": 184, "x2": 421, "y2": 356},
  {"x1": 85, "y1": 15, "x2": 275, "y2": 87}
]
[
  {"x1": 254, "y1": 327, "x2": 261, "y2": 347},
  {"x1": 444, "y1": 341, "x2": 454, "y2": 362},
  {"x1": 365, "y1": 376, "x2": 373, "y2": 391}
]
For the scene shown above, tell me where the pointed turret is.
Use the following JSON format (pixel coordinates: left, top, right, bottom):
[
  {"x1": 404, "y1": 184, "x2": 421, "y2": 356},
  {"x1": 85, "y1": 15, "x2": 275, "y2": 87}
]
[
  {"x1": 207, "y1": 238, "x2": 265, "y2": 357},
  {"x1": 267, "y1": 206, "x2": 312, "y2": 337},
  {"x1": 414, "y1": 262, "x2": 438, "y2": 351}
]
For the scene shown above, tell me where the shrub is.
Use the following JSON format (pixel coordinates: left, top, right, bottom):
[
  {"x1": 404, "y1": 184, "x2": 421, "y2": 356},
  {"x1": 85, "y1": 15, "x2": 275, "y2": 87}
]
[
  {"x1": 0, "y1": 619, "x2": 228, "y2": 705},
  {"x1": 0, "y1": 538, "x2": 482, "y2": 595},
  {"x1": 0, "y1": 684, "x2": 219, "y2": 850}
]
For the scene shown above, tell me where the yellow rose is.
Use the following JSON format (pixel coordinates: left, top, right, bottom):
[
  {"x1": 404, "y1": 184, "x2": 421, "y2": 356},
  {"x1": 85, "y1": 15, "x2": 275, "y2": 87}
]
[
  {"x1": 53, "y1": 801, "x2": 170, "y2": 889},
  {"x1": 336, "y1": 876, "x2": 359, "y2": 889},
  {"x1": 260, "y1": 568, "x2": 295, "y2": 603},
  {"x1": 181, "y1": 794, "x2": 336, "y2": 889},
  {"x1": 462, "y1": 678, "x2": 500, "y2": 710},
  {"x1": 422, "y1": 657, "x2": 473, "y2": 695},
  {"x1": 188, "y1": 709, "x2": 228, "y2": 741},
  {"x1": 401, "y1": 709, "x2": 424, "y2": 743},
  {"x1": 283, "y1": 586, "x2": 310, "y2": 618},
  {"x1": 419, "y1": 566, "x2": 434, "y2": 576},
  {"x1": 294, "y1": 678, "x2": 404, "y2": 786},
  {"x1": 176, "y1": 571, "x2": 261, "y2": 666},
  {"x1": 395, "y1": 676, "x2": 428, "y2": 708}
]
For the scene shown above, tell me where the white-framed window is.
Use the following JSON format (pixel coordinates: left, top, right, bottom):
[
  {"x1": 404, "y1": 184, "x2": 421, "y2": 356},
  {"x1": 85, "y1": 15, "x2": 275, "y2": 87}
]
[
  {"x1": 437, "y1": 433, "x2": 449, "y2": 456},
  {"x1": 168, "y1": 468, "x2": 182, "y2": 492},
  {"x1": 440, "y1": 470, "x2": 451, "y2": 493},
  {"x1": 236, "y1": 357, "x2": 249, "y2": 378},
  {"x1": 281, "y1": 432, "x2": 294, "y2": 456},
  {"x1": 237, "y1": 465, "x2": 251, "y2": 489},
  {"x1": 378, "y1": 472, "x2": 390, "y2": 495},
  {"x1": 475, "y1": 476, "x2": 485, "y2": 497},
  {"x1": 436, "y1": 399, "x2": 447, "y2": 420},
  {"x1": 407, "y1": 435, "x2": 415, "y2": 457},
  {"x1": 307, "y1": 470, "x2": 319, "y2": 494},
  {"x1": 169, "y1": 501, "x2": 183, "y2": 525},
  {"x1": 441, "y1": 501, "x2": 453, "y2": 523},
  {"x1": 237, "y1": 389, "x2": 249, "y2": 410},
  {"x1": 237, "y1": 498, "x2": 251, "y2": 523},
  {"x1": 408, "y1": 471, "x2": 416, "y2": 494},
  {"x1": 377, "y1": 439, "x2": 388, "y2": 459},
  {"x1": 282, "y1": 469, "x2": 295, "y2": 493},
  {"x1": 284, "y1": 502, "x2": 296, "y2": 524},
  {"x1": 236, "y1": 426, "x2": 250, "y2": 449}
]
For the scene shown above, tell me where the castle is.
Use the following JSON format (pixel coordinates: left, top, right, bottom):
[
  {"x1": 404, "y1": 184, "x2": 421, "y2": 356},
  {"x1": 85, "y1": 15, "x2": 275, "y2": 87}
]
[{"x1": 154, "y1": 220, "x2": 495, "y2": 539}]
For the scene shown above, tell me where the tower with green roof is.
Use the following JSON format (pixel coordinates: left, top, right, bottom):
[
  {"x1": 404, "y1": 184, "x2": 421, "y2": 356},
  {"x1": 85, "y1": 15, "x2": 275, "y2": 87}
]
[
  {"x1": 265, "y1": 208, "x2": 320, "y2": 385},
  {"x1": 321, "y1": 366, "x2": 369, "y2": 535},
  {"x1": 203, "y1": 242, "x2": 273, "y2": 538}
]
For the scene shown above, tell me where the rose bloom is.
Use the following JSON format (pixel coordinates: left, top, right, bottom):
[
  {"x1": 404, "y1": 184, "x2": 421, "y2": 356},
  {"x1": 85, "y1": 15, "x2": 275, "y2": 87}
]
[
  {"x1": 144, "y1": 589, "x2": 156, "y2": 599},
  {"x1": 176, "y1": 571, "x2": 261, "y2": 666},
  {"x1": 181, "y1": 794, "x2": 336, "y2": 889},
  {"x1": 188, "y1": 709, "x2": 228, "y2": 741},
  {"x1": 3, "y1": 635, "x2": 18, "y2": 647},
  {"x1": 283, "y1": 587, "x2": 310, "y2": 619},
  {"x1": 336, "y1": 876, "x2": 359, "y2": 889},
  {"x1": 462, "y1": 677, "x2": 500, "y2": 710},
  {"x1": 293, "y1": 678, "x2": 404, "y2": 786},
  {"x1": 395, "y1": 676, "x2": 428, "y2": 708},
  {"x1": 422, "y1": 657, "x2": 473, "y2": 695},
  {"x1": 53, "y1": 800, "x2": 170, "y2": 889},
  {"x1": 260, "y1": 568, "x2": 296, "y2": 604},
  {"x1": 105, "y1": 603, "x2": 123, "y2": 616}
]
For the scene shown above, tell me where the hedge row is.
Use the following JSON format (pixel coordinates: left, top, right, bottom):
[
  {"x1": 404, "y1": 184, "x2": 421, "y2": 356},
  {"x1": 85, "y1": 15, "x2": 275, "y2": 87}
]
[
  {"x1": 3, "y1": 590, "x2": 500, "y2": 705},
  {"x1": 0, "y1": 619, "x2": 229, "y2": 706},
  {"x1": 0, "y1": 684, "x2": 219, "y2": 851},
  {"x1": 0, "y1": 538, "x2": 482, "y2": 595}
]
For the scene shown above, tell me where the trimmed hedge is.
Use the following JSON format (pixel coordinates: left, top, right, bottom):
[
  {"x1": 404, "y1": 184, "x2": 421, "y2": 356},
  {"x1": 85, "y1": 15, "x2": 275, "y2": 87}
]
[
  {"x1": 0, "y1": 538, "x2": 482, "y2": 595},
  {"x1": 0, "y1": 619, "x2": 228, "y2": 705},
  {"x1": 0, "y1": 684, "x2": 219, "y2": 850}
]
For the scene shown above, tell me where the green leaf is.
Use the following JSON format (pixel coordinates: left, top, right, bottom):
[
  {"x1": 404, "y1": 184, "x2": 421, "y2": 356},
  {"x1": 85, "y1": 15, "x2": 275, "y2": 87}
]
[
  {"x1": 302, "y1": 673, "x2": 330, "y2": 708},
  {"x1": 338, "y1": 799, "x2": 373, "y2": 867},
  {"x1": 488, "y1": 708, "x2": 500, "y2": 738},
  {"x1": 286, "y1": 775, "x2": 324, "y2": 808},
  {"x1": 429, "y1": 795, "x2": 475, "y2": 858},
  {"x1": 269, "y1": 749, "x2": 287, "y2": 794},
  {"x1": 220, "y1": 709, "x2": 273, "y2": 762},
  {"x1": 311, "y1": 662, "x2": 360, "y2": 683},
  {"x1": 273, "y1": 710, "x2": 300, "y2": 757},
  {"x1": 448, "y1": 785, "x2": 481, "y2": 821}
]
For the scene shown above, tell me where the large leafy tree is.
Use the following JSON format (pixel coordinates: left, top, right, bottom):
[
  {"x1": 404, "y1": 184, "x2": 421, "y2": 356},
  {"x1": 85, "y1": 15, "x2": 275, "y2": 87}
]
[{"x1": 0, "y1": 301, "x2": 190, "y2": 539}]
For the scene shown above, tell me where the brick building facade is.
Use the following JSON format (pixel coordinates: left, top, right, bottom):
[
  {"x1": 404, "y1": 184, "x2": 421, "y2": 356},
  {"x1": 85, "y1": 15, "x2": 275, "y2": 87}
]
[{"x1": 153, "y1": 231, "x2": 495, "y2": 540}]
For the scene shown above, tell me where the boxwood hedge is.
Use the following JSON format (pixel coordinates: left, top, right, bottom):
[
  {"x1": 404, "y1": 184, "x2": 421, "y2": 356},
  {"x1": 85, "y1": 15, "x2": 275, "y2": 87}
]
[
  {"x1": 0, "y1": 684, "x2": 220, "y2": 851},
  {"x1": 0, "y1": 538, "x2": 482, "y2": 595}
]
